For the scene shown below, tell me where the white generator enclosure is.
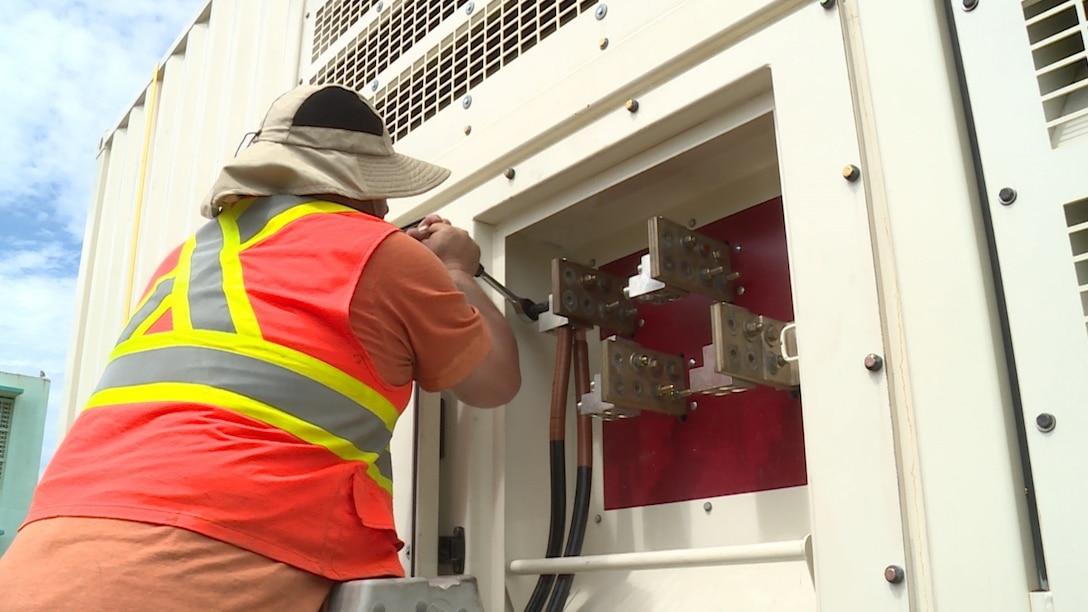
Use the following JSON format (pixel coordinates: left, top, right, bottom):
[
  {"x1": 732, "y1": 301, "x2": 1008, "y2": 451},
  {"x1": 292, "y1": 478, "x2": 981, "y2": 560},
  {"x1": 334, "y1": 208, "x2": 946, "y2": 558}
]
[{"x1": 67, "y1": 0, "x2": 1088, "y2": 610}]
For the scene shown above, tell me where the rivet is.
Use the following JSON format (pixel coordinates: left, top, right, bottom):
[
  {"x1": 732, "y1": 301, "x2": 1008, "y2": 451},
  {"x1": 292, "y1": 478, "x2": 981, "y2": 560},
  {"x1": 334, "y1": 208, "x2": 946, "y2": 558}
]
[
  {"x1": 1036, "y1": 413, "x2": 1056, "y2": 433},
  {"x1": 689, "y1": 401, "x2": 698, "y2": 410},
  {"x1": 884, "y1": 565, "x2": 905, "y2": 584},
  {"x1": 998, "y1": 187, "x2": 1017, "y2": 205},
  {"x1": 594, "y1": 514, "x2": 602, "y2": 524},
  {"x1": 595, "y1": 4, "x2": 608, "y2": 20},
  {"x1": 737, "y1": 286, "x2": 746, "y2": 296},
  {"x1": 462, "y1": 95, "x2": 472, "y2": 109},
  {"x1": 599, "y1": 37, "x2": 609, "y2": 50},
  {"x1": 962, "y1": 0, "x2": 979, "y2": 10},
  {"x1": 504, "y1": 168, "x2": 516, "y2": 179},
  {"x1": 864, "y1": 353, "x2": 884, "y2": 372},
  {"x1": 842, "y1": 164, "x2": 861, "y2": 182},
  {"x1": 819, "y1": 0, "x2": 835, "y2": 7},
  {"x1": 463, "y1": 125, "x2": 472, "y2": 135},
  {"x1": 703, "y1": 502, "x2": 712, "y2": 513},
  {"x1": 465, "y1": 1, "x2": 474, "y2": 15},
  {"x1": 625, "y1": 98, "x2": 639, "y2": 113}
]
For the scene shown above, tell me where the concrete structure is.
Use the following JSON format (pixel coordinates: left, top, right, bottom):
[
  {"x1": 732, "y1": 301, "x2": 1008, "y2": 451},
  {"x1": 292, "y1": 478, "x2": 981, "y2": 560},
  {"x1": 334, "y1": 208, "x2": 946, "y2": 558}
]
[
  {"x1": 63, "y1": 0, "x2": 1088, "y2": 610},
  {"x1": 0, "y1": 372, "x2": 49, "y2": 555}
]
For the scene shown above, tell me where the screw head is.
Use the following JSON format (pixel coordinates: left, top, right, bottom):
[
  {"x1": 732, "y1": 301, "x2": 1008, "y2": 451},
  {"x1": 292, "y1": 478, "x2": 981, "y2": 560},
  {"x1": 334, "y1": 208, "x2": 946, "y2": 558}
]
[
  {"x1": 734, "y1": 244, "x2": 742, "y2": 253},
  {"x1": 736, "y1": 286, "x2": 746, "y2": 296},
  {"x1": 462, "y1": 95, "x2": 472, "y2": 109},
  {"x1": 376, "y1": 0, "x2": 384, "y2": 10},
  {"x1": 998, "y1": 187, "x2": 1017, "y2": 205},
  {"x1": 599, "y1": 37, "x2": 609, "y2": 50},
  {"x1": 703, "y1": 502, "x2": 712, "y2": 512},
  {"x1": 594, "y1": 514, "x2": 602, "y2": 524},
  {"x1": 842, "y1": 164, "x2": 861, "y2": 182},
  {"x1": 625, "y1": 98, "x2": 639, "y2": 113},
  {"x1": 962, "y1": 0, "x2": 979, "y2": 10},
  {"x1": 370, "y1": 79, "x2": 379, "y2": 92},
  {"x1": 689, "y1": 401, "x2": 698, "y2": 410},
  {"x1": 463, "y1": 125, "x2": 472, "y2": 135},
  {"x1": 884, "y1": 565, "x2": 905, "y2": 584},
  {"x1": 595, "y1": 4, "x2": 608, "y2": 20},
  {"x1": 504, "y1": 168, "x2": 516, "y2": 179},
  {"x1": 819, "y1": 0, "x2": 835, "y2": 7},
  {"x1": 864, "y1": 353, "x2": 884, "y2": 372},
  {"x1": 638, "y1": 318, "x2": 645, "y2": 327},
  {"x1": 688, "y1": 358, "x2": 697, "y2": 367},
  {"x1": 687, "y1": 218, "x2": 697, "y2": 228},
  {"x1": 465, "y1": 1, "x2": 474, "y2": 15},
  {"x1": 1036, "y1": 413, "x2": 1056, "y2": 433}
]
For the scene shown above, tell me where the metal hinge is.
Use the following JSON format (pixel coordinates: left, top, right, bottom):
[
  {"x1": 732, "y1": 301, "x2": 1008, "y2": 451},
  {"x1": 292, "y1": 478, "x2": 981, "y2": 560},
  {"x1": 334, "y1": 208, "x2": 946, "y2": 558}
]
[{"x1": 438, "y1": 526, "x2": 466, "y2": 574}]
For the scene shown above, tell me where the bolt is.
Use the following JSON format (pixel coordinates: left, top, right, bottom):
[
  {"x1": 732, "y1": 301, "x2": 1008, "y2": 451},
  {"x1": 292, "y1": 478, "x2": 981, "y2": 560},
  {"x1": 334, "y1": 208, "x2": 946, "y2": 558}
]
[
  {"x1": 504, "y1": 168, "x2": 516, "y2": 179},
  {"x1": 594, "y1": 514, "x2": 602, "y2": 524},
  {"x1": 595, "y1": 4, "x2": 608, "y2": 20},
  {"x1": 599, "y1": 38, "x2": 609, "y2": 50},
  {"x1": 462, "y1": 95, "x2": 472, "y2": 109},
  {"x1": 625, "y1": 99, "x2": 639, "y2": 113},
  {"x1": 819, "y1": 0, "x2": 835, "y2": 7},
  {"x1": 884, "y1": 565, "x2": 905, "y2": 584},
  {"x1": 998, "y1": 187, "x2": 1017, "y2": 205},
  {"x1": 703, "y1": 502, "x2": 713, "y2": 513},
  {"x1": 843, "y1": 164, "x2": 861, "y2": 182},
  {"x1": 962, "y1": 0, "x2": 978, "y2": 10},
  {"x1": 465, "y1": 1, "x2": 475, "y2": 15},
  {"x1": 463, "y1": 125, "x2": 472, "y2": 135},
  {"x1": 1036, "y1": 413, "x2": 1056, "y2": 433},
  {"x1": 864, "y1": 353, "x2": 884, "y2": 372},
  {"x1": 737, "y1": 286, "x2": 746, "y2": 296},
  {"x1": 689, "y1": 401, "x2": 698, "y2": 410}
]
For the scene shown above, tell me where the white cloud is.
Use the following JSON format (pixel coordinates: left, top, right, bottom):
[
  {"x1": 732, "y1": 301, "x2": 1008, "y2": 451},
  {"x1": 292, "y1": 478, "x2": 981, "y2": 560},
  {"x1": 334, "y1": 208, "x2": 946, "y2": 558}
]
[{"x1": 0, "y1": 0, "x2": 206, "y2": 473}]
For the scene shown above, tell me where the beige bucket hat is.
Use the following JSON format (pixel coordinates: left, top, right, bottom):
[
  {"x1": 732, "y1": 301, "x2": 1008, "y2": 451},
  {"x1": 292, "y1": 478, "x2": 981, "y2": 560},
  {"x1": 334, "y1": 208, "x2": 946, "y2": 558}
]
[{"x1": 201, "y1": 84, "x2": 451, "y2": 218}]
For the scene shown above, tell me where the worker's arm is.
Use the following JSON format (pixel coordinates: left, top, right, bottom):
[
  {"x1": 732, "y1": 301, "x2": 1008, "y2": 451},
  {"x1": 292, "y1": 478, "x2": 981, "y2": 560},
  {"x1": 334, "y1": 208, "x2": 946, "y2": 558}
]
[{"x1": 413, "y1": 219, "x2": 521, "y2": 408}]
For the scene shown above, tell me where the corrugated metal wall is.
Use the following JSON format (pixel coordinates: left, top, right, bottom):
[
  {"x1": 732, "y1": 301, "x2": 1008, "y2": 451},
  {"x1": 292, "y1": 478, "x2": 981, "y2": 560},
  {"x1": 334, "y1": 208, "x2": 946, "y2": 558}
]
[{"x1": 61, "y1": 0, "x2": 306, "y2": 430}]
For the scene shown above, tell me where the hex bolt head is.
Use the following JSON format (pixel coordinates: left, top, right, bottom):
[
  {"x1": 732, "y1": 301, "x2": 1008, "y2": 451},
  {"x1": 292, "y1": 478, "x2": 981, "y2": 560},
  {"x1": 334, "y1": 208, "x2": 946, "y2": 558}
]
[
  {"x1": 595, "y1": 4, "x2": 608, "y2": 20},
  {"x1": 884, "y1": 565, "x2": 905, "y2": 584},
  {"x1": 625, "y1": 98, "x2": 639, "y2": 113},
  {"x1": 864, "y1": 353, "x2": 884, "y2": 372},
  {"x1": 842, "y1": 164, "x2": 861, "y2": 182},
  {"x1": 599, "y1": 37, "x2": 609, "y2": 50},
  {"x1": 503, "y1": 168, "x2": 516, "y2": 179},
  {"x1": 462, "y1": 95, "x2": 472, "y2": 109},
  {"x1": 819, "y1": 0, "x2": 835, "y2": 7},
  {"x1": 962, "y1": 0, "x2": 979, "y2": 10},
  {"x1": 998, "y1": 187, "x2": 1017, "y2": 205},
  {"x1": 703, "y1": 502, "x2": 713, "y2": 513},
  {"x1": 1036, "y1": 413, "x2": 1056, "y2": 433}
]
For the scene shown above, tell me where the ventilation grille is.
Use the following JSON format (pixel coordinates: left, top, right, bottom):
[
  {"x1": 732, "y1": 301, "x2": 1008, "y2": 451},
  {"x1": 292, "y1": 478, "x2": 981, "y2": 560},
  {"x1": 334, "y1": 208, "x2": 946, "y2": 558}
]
[
  {"x1": 312, "y1": 0, "x2": 600, "y2": 143},
  {"x1": 313, "y1": 0, "x2": 461, "y2": 79},
  {"x1": 1023, "y1": 0, "x2": 1088, "y2": 146},
  {"x1": 1064, "y1": 197, "x2": 1088, "y2": 332},
  {"x1": 0, "y1": 396, "x2": 13, "y2": 486}
]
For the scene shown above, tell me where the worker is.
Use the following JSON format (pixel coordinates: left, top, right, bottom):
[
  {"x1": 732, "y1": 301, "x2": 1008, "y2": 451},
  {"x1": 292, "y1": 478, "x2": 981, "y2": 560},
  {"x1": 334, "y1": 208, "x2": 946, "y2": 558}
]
[{"x1": 0, "y1": 84, "x2": 521, "y2": 610}]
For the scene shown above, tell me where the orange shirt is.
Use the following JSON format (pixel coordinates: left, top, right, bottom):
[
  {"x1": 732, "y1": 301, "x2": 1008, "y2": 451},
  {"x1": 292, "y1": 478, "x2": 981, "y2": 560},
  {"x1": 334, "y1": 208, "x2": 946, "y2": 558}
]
[{"x1": 0, "y1": 230, "x2": 491, "y2": 611}]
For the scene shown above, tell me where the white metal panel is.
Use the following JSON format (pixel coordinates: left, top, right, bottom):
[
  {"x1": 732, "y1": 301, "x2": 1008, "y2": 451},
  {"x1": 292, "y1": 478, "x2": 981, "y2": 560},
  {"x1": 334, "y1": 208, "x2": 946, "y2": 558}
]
[
  {"x1": 64, "y1": 0, "x2": 306, "y2": 432},
  {"x1": 403, "y1": 1, "x2": 913, "y2": 609},
  {"x1": 949, "y1": 1, "x2": 1088, "y2": 608},
  {"x1": 840, "y1": 0, "x2": 1037, "y2": 609}
]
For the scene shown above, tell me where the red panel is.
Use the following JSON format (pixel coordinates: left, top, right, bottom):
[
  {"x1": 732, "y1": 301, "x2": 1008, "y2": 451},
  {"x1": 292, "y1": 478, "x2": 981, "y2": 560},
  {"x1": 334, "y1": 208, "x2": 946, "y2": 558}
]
[{"x1": 599, "y1": 197, "x2": 807, "y2": 510}]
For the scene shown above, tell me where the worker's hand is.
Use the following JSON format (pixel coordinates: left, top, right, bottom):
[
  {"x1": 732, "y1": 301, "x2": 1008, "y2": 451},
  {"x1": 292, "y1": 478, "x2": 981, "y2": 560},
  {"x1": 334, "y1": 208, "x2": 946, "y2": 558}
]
[
  {"x1": 405, "y1": 215, "x2": 450, "y2": 241},
  {"x1": 421, "y1": 223, "x2": 480, "y2": 276}
]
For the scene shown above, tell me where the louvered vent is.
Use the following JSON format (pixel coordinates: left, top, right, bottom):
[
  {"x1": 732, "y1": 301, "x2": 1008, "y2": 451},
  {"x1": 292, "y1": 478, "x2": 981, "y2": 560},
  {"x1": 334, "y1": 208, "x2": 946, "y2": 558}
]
[
  {"x1": 1023, "y1": 0, "x2": 1088, "y2": 146},
  {"x1": 1064, "y1": 197, "x2": 1088, "y2": 332},
  {"x1": 312, "y1": 0, "x2": 600, "y2": 143},
  {"x1": 0, "y1": 396, "x2": 13, "y2": 488},
  {"x1": 313, "y1": 0, "x2": 462, "y2": 82}
]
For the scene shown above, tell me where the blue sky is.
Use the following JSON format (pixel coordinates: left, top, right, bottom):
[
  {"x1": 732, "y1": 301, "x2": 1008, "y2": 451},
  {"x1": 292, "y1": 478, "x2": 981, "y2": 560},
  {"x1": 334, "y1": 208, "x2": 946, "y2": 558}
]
[{"x1": 0, "y1": 0, "x2": 206, "y2": 472}]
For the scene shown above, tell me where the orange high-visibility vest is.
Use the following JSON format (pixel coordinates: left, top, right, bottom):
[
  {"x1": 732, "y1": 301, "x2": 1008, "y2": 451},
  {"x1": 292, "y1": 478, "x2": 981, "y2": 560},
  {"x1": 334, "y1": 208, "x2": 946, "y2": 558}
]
[{"x1": 27, "y1": 196, "x2": 413, "y2": 580}]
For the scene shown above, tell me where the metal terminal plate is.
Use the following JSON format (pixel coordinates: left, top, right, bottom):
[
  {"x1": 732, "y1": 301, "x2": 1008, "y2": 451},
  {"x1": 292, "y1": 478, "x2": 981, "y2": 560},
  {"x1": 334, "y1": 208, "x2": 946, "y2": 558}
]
[
  {"x1": 648, "y1": 217, "x2": 737, "y2": 302},
  {"x1": 578, "y1": 373, "x2": 641, "y2": 420},
  {"x1": 711, "y1": 302, "x2": 799, "y2": 390},
  {"x1": 688, "y1": 344, "x2": 756, "y2": 396},
  {"x1": 625, "y1": 253, "x2": 688, "y2": 304},
  {"x1": 551, "y1": 259, "x2": 638, "y2": 334},
  {"x1": 600, "y1": 336, "x2": 687, "y2": 416}
]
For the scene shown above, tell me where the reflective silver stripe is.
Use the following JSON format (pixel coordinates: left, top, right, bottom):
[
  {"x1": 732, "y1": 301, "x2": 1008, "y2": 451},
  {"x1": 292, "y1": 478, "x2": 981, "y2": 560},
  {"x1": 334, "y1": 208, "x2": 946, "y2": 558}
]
[
  {"x1": 117, "y1": 278, "x2": 174, "y2": 343},
  {"x1": 235, "y1": 195, "x2": 313, "y2": 244},
  {"x1": 188, "y1": 221, "x2": 235, "y2": 333},
  {"x1": 95, "y1": 345, "x2": 394, "y2": 477}
]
